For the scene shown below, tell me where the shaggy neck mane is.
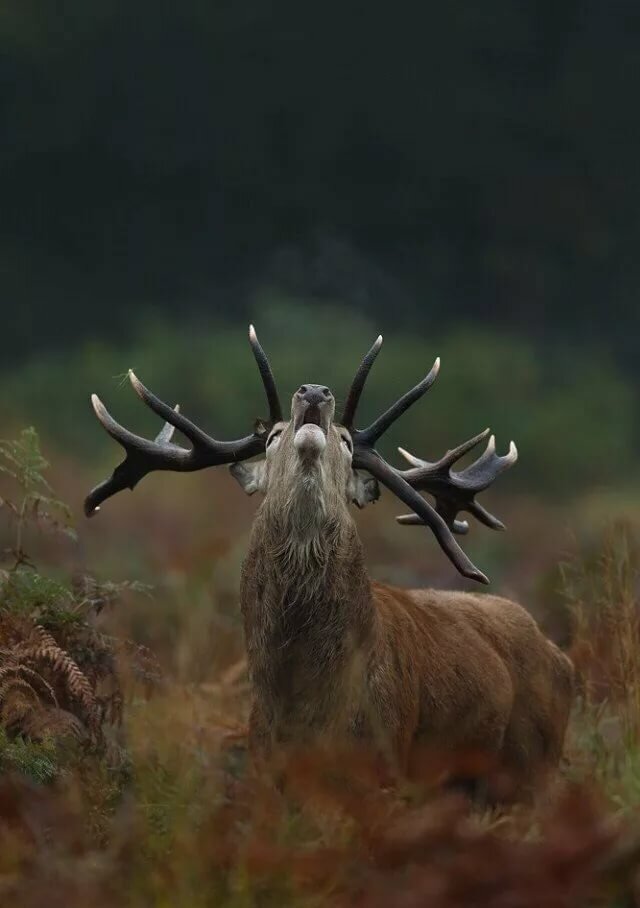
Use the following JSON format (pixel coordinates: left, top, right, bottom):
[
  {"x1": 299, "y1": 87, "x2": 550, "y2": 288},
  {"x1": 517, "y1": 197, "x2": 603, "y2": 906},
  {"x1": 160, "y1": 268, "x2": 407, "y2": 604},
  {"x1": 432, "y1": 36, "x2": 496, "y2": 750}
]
[
  {"x1": 260, "y1": 460, "x2": 347, "y2": 600},
  {"x1": 242, "y1": 461, "x2": 373, "y2": 721}
]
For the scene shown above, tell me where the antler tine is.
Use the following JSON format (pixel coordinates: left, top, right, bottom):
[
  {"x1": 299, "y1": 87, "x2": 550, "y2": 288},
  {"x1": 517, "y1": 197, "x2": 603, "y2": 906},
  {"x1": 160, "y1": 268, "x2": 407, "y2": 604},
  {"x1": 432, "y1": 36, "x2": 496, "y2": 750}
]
[
  {"x1": 129, "y1": 372, "x2": 214, "y2": 447},
  {"x1": 85, "y1": 326, "x2": 282, "y2": 516},
  {"x1": 467, "y1": 501, "x2": 506, "y2": 531},
  {"x1": 249, "y1": 324, "x2": 283, "y2": 424},
  {"x1": 129, "y1": 371, "x2": 257, "y2": 457},
  {"x1": 396, "y1": 513, "x2": 471, "y2": 534},
  {"x1": 341, "y1": 335, "x2": 383, "y2": 428},
  {"x1": 353, "y1": 448, "x2": 489, "y2": 584},
  {"x1": 84, "y1": 400, "x2": 183, "y2": 516},
  {"x1": 155, "y1": 405, "x2": 179, "y2": 445},
  {"x1": 359, "y1": 357, "x2": 440, "y2": 445},
  {"x1": 85, "y1": 396, "x2": 189, "y2": 517},
  {"x1": 395, "y1": 433, "x2": 518, "y2": 534},
  {"x1": 341, "y1": 335, "x2": 439, "y2": 443},
  {"x1": 455, "y1": 435, "x2": 518, "y2": 491},
  {"x1": 90, "y1": 393, "x2": 156, "y2": 450},
  {"x1": 400, "y1": 433, "x2": 518, "y2": 497},
  {"x1": 398, "y1": 428, "x2": 491, "y2": 472},
  {"x1": 396, "y1": 505, "x2": 505, "y2": 533}
]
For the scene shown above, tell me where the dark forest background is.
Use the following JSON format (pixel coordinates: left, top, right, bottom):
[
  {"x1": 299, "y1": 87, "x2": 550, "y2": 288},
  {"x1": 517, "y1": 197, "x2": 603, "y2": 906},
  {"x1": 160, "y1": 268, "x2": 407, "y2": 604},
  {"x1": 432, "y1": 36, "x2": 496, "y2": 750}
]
[
  {"x1": 1, "y1": 1, "x2": 639, "y2": 506},
  {"x1": 3, "y1": 2, "x2": 639, "y2": 360}
]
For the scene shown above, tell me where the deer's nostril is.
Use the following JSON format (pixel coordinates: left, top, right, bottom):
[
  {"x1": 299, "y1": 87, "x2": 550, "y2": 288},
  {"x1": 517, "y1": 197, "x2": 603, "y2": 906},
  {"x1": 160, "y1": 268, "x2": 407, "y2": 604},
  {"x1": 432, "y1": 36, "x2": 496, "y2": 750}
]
[
  {"x1": 298, "y1": 386, "x2": 308, "y2": 395},
  {"x1": 322, "y1": 387, "x2": 331, "y2": 397}
]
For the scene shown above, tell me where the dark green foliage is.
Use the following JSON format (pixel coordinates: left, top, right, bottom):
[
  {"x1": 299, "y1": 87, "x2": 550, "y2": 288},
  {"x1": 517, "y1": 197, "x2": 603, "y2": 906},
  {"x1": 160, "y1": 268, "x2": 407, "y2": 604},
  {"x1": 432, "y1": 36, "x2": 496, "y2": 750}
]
[
  {"x1": 0, "y1": 727, "x2": 58, "y2": 784},
  {"x1": 0, "y1": 427, "x2": 75, "y2": 568}
]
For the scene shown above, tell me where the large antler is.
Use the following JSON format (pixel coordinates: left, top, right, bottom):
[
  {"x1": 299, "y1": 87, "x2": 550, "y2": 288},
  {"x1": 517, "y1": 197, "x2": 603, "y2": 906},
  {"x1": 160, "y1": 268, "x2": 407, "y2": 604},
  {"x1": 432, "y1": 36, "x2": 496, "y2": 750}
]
[
  {"x1": 341, "y1": 339, "x2": 517, "y2": 585},
  {"x1": 396, "y1": 430, "x2": 517, "y2": 533},
  {"x1": 84, "y1": 326, "x2": 282, "y2": 517}
]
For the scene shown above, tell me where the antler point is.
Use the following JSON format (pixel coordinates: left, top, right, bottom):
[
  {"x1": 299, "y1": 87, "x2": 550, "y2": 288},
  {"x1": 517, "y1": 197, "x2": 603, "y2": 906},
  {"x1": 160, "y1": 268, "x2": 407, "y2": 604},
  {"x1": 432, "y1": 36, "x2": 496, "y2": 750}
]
[
  {"x1": 128, "y1": 370, "x2": 145, "y2": 397},
  {"x1": 90, "y1": 394, "x2": 107, "y2": 419}
]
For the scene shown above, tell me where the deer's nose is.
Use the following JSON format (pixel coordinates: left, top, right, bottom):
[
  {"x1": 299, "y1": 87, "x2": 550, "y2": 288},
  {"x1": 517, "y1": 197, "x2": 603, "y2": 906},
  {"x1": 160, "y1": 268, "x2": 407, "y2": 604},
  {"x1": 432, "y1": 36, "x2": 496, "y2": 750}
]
[{"x1": 296, "y1": 385, "x2": 333, "y2": 407}]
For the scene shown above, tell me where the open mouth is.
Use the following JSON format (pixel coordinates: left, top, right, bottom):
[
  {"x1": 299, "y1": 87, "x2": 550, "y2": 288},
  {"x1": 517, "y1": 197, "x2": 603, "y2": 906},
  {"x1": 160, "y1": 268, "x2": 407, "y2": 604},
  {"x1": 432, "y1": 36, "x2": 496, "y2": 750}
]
[
  {"x1": 294, "y1": 404, "x2": 327, "y2": 433},
  {"x1": 302, "y1": 406, "x2": 322, "y2": 427}
]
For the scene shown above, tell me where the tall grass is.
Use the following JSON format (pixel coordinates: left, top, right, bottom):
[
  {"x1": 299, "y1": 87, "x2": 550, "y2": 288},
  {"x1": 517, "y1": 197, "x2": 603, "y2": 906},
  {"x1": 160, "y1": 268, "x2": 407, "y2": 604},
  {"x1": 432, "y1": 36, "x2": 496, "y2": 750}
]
[{"x1": 564, "y1": 522, "x2": 640, "y2": 811}]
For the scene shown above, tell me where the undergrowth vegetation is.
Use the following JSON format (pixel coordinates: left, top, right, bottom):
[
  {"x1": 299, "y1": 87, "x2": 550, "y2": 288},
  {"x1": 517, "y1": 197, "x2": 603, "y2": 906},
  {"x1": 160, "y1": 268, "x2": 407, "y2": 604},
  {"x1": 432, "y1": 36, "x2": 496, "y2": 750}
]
[
  {"x1": 0, "y1": 429, "x2": 157, "y2": 788},
  {"x1": 0, "y1": 428, "x2": 640, "y2": 905}
]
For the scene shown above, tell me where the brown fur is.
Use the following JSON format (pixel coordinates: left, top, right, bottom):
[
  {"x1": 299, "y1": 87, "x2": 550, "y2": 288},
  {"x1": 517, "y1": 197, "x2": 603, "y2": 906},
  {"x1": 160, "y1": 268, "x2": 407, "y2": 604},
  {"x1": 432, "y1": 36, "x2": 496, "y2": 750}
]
[{"x1": 234, "y1": 400, "x2": 574, "y2": 800}]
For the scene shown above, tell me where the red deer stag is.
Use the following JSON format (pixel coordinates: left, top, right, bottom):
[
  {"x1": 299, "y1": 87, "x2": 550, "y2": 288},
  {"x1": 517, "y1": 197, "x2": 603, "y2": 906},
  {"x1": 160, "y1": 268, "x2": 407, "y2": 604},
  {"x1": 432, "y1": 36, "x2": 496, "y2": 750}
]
[{"x1": 85, "y1": 328, "x2": 573, "y2": 799}]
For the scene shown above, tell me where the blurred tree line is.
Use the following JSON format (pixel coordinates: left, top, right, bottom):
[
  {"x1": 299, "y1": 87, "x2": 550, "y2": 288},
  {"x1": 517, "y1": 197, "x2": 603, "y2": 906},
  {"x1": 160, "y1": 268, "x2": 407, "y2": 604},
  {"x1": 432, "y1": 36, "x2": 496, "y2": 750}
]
[
  {"x1": 1, "y1": 298, "x2": 635, "y2": 499},
  {"x1": 2, "y1": 1, "x2": 639, "y2": 371}
]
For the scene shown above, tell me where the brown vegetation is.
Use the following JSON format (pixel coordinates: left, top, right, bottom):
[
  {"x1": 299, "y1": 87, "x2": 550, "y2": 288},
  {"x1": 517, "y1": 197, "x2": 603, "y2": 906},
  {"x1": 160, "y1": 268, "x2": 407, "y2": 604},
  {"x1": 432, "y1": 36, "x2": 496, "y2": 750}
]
[{"x1": 1, "y1": 431, "x2": 639, "y2": 905}]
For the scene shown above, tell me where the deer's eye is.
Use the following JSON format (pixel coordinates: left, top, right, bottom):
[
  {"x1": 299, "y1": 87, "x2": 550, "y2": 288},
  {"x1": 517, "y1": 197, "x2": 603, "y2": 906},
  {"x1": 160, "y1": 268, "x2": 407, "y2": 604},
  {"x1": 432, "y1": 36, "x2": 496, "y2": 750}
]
[
  {"x1": 340, "y1": 434, "x2": 353, "y2": 453},
  {"x1": 267, "y1": 429, "x2": 283, "y2": 448}
]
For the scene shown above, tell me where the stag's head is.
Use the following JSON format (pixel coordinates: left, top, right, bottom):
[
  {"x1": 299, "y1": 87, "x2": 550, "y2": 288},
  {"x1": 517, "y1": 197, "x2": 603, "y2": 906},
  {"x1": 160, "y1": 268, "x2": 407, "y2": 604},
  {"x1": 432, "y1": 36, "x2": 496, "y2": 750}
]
[
  {"x1": 229, "y1": 374, "x2": 378, "y2": 517},
  {"x1": 85, "y1": 327, "x2": 517, "y2": 584}
]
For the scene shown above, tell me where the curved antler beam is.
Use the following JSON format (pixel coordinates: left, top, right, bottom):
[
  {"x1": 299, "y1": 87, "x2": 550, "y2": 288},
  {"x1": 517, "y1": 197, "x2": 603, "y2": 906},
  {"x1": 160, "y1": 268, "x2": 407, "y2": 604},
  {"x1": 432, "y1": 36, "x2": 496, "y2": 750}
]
[
  {"x1": 343, "y1": 337, "x2": 519, "y2": 584},
  {"x1": 84, "y1": 326, "x2": 281, "y2": 516},
  {"x1": 353, "y1": 447, "x2": 489, "y2": 584}
]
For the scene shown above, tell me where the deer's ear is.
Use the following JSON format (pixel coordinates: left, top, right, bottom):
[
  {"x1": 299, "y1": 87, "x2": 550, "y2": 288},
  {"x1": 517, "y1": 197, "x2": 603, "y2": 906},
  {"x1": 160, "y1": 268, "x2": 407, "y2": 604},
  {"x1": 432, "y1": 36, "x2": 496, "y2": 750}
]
[
  {"x1": 229, "y1": 461, "x2": 267, "y2": 496},
  {"x1": 349, "y1": 470, "x2": 380, "y2": 509}
]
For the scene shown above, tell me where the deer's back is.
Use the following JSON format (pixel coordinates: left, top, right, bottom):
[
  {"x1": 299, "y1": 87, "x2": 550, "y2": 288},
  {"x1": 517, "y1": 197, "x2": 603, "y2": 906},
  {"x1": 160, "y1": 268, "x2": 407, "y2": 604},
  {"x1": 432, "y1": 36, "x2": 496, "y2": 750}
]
[{"x1": 369, "y1": 582, "x2": 573, "y2": 771}]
